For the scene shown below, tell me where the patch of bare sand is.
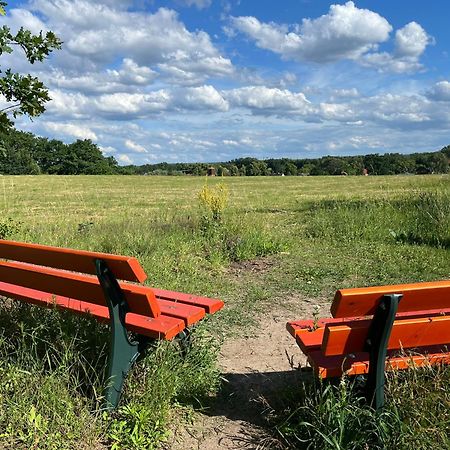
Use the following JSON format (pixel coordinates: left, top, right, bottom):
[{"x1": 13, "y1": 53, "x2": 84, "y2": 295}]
[{"x1": 167, "y1": 295, "x2": 329, "y2": 450}]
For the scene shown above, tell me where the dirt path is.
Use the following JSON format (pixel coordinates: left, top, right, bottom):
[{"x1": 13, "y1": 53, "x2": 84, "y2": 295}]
[{"x1": 168, "y1": 296, "x2": 329, "y2": 449}]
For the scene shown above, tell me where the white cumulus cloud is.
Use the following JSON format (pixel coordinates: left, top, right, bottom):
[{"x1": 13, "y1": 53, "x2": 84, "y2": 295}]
[
  {"x1": 229, "y1": 2, "x2": 431, "y2": 74},
  {"x1": 230, "y1": 2, "x2": 392, "y2": 62},
  {"x1": 43, "y1": 122, "x2": 98, "y2": 141},
  {"x1": 124, "y1": 139, "x2": 147, "y2": 153},
  {"x1": 426, "y1": 81, "x2": 450, "y2": 102},
  {"x1": 226, "y1": 86, "x2": 312, "y2": 115},
  {"x1": 395, "y1": 22, "x2": 431, "y2": 57}
]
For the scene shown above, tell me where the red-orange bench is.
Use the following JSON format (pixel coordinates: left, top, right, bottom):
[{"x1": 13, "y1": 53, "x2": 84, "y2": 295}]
[
  {"x1": 287, "y1": 281, "x2": 450, "y2": 409},
  {"x1": 0, "y1": 239, "x2": 224, "y2": 409}
]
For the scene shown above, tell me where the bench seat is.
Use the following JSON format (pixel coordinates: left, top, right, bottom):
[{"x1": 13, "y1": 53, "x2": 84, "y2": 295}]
[{"x1": 0, "y1": 281, "x2": 213, "y2": 339}]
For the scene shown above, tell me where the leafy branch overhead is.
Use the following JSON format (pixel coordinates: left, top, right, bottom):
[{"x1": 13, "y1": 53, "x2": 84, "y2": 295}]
[{"x1": 0, "y1": 1, "x2": 61, "y2": 130}]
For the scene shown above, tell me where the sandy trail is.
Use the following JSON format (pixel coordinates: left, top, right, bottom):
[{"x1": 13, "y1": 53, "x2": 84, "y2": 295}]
[{"x1": 168, "y1": 297, "x2": 329, "y2": 450}]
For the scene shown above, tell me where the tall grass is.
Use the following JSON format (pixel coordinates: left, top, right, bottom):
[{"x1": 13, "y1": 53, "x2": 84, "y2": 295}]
[
  {"x1": 275, "y1": 364, "x2": 450, "y2": 450},
  {"x1": 0, "y1": 302, "x2": 220, "y2": 449},
  {"x1": 305, "y1": 187, "x2": 449, "y2": 249}
]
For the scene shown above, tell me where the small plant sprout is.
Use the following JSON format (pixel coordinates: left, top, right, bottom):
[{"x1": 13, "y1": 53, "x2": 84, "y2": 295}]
[{"x1": 312, "y1": 304, "x2": 321, "y2": 330}]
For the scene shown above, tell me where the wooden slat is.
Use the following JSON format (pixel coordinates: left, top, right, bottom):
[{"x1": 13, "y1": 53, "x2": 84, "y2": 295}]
[
  {"x1": 286, "y1": 320, "x2": 315, "y2": 338},
  {"x1": 0, "y1": 239, "x2": 147, "y2": 283},
  {"x1": 0, "y1": 282, "x2": 184, "y2": 339},
  {"x1": 287, "y1": 317, "x2": 373, "y2": 337},
  {"x1": 296, "y1": 328, "x2": 324, "y2": 353},
  {"x1": 323, "y1": 315, "x2": 450, "y2": 356},
  {"x1": 0, "y1": 262, "x2": 160, "y2": 317},
  {"x1": 288, "y1": 308, "x2": 450, "y2": 339},
  {"x1": 157, "y1": 299, "x2": 205, "y2": 325},
  {"x1": 308, "y1": 346, "x2": 450, "y2": 378},
  {"x1": 331, "y1": 280, "x2": 450, "y2": 318},
  {"x1": 152, "y1": 288, "x2": 224, "y2": 314}
]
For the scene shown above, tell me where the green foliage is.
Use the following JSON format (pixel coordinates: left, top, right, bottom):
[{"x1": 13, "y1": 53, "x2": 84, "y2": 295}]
[
  {"x1": 441, "y1": 144, "x2": 450, "y2": 158},
  {"x1": 107, "y1": 403, "x2": 169, "y2": 450},
  {"x1": 200, "y1": 217, "x2": 286, "y2": 264},
  {"x1": 0, "y1": 2, "x2": 61, "y2": 130},
  {"x1": 124, "y1": 149, "x2": 449, "y2": 177},
  {"x1": 0, "y1": 303, "x2": 105, "y2": 449},
  {"x1": 197, "y1": 181, "x2": 286, "y2": 264},
  {"x1": 0, "y1": 300, "x2": 220, "y2": 449},
  {"x1": 0, "y1": 217, "x2": 21, "y2": 238},
  {"x1": 305, "y1": 187, "x2": 450, "y2": 249},
  {"x1": 276, "y1": 365, "x2": 450, "y2": 450},
  {"x1": 393, "y1": 189, "x2": 450, "y2": 248},
  {"x1": 277, "y1": 379, "x2": 401, "y2": 449},
  {"x1": 0, "y1": 129, "x2": 118, "y2": 174},
  {"x1": 198, "y1": 181, "x2": 229, "y2": 223}
]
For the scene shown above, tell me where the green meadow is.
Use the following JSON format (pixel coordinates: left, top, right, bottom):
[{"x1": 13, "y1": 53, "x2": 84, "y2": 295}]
[{"x1": 0, "y1": 174, "x2": 449, "y2": 449}]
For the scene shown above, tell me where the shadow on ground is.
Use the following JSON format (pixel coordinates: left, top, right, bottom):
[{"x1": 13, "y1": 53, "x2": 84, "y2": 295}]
[{"x1": 207, "y1": 368, "x2": 314, "y2": 426}]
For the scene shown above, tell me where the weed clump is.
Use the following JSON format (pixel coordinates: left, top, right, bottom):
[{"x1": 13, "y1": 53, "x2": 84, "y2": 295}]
[
  {"x1": 198, "y1": 182, "x2": 229, "y2": 224},
  {"x1": 275, "y1": 364, "x2": 450, "y2": 450},
  {"x1": 0, "y1": 217, "x2": 21, "y2": 239},
  {"x1": 197, "y1": 181, "x2": 285, "y2": 263}
]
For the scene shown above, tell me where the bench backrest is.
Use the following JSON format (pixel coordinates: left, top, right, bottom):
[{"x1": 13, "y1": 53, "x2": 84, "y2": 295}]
[
  {"x1": 324, "y1": 280, "x2": 450, "y2": 356},
  {"x1": 0, "y1": 239, "x2": 147, "y2": 282},
  {"x1": 0, "y1": 239, "x2": 161, "y2": 317},
  {"x1": 331, "y1": 280, "x2": 450, "y2": 317}
]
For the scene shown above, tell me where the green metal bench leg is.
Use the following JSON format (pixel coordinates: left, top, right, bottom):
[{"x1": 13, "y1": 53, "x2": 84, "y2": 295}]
[
  {"x1": 177, "y1": 328, "x2": 192, "y2": 357},
  {"x1": 95, "y1": 259, "x2": 150, "y2": 411},
  {"x1": 364, "y1": 293, "x2": 402, "y2": 411}
]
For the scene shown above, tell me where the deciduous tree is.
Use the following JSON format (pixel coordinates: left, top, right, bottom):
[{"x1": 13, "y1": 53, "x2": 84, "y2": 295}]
[{"x1": 0, "y1": 1, "x2": 61, "y2": 131}]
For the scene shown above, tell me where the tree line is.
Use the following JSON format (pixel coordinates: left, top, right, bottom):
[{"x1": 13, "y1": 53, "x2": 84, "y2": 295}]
[
  {"x1": 0, "y1": 129, "x2": 118, "y2": 174},
  {"x1": 126, "y1": 147, "x2": 450, "y2": 176},
  {"x1": 0, "y1": 128, "x2": 448, "y2": 176}
]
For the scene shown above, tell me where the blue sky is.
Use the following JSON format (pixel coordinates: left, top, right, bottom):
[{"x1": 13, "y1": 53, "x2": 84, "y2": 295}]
[{"x1": 2, "y1": 0, "x2": 450, "y2": 164}]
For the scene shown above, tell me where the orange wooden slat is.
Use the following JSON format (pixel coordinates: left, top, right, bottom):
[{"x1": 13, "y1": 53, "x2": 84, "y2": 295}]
[
  {"x1": 152, "y1": 288, "x2": 224, "y2": 314},
  {"x1": 157, "y1": 299, "x2": 205, "y2": 325},
  {"x1": 308, "y1": 347, "x2": 450, "y2": 378},
  {"x1": 0, "y1": 281, "x2": 184, "y2": 339},
  {"x1": 323, "y1": 315, "x2": 450, "y2": 356},
  {"x1": 331, "y1": 280, "x2": 450, "y2": 318},
  {"x1": 296, "y1": 328, "x2": 324, "y2": 353},
  {"x1": 287, "y1": 317, "x2": 379, "y2": 336},
  {"x1": 0, "y1": 261, "x2": 160, "y2": 317},
  {"x1": 286, "y1": 320, "x2": 315, "y2": 337},
  {"x1": 288, "y1": 308, "x2": 450, "y2": 339},
  {"x1": 0, "y1": 239, "x2": 147, "y2": 283}
]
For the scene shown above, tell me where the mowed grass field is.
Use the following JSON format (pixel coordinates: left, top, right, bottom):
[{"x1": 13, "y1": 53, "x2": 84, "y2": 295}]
[{"x1": 0, "y1": 174, "x2": 449, "y2": 449}]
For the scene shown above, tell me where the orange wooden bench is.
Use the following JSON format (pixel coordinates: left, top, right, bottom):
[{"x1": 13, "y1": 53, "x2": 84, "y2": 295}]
[
  {"x1": 287, "y1": 281, "x2": 450, "y2": 409},
  {"x1": 0, "y1": 239, "x2": 224, "y2": 410}
]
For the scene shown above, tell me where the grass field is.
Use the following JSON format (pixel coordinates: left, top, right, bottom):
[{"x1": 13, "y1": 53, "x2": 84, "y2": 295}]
[{"x1": 0, "y1": 174, "x2": 449, "y2": 449}]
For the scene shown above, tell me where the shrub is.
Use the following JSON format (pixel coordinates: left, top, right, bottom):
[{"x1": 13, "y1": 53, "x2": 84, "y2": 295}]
[{"x1": 198, "y1": 182, "x2": 229, "y2": 224}]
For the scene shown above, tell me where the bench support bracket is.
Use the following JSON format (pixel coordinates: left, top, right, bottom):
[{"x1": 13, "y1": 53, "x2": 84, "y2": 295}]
[
  {"x1": 96, "y1": 259, "x2": 150, "y2": 411},
  {"x1": 364, "y1": 293, "x2": 402, "y2": 411}
]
